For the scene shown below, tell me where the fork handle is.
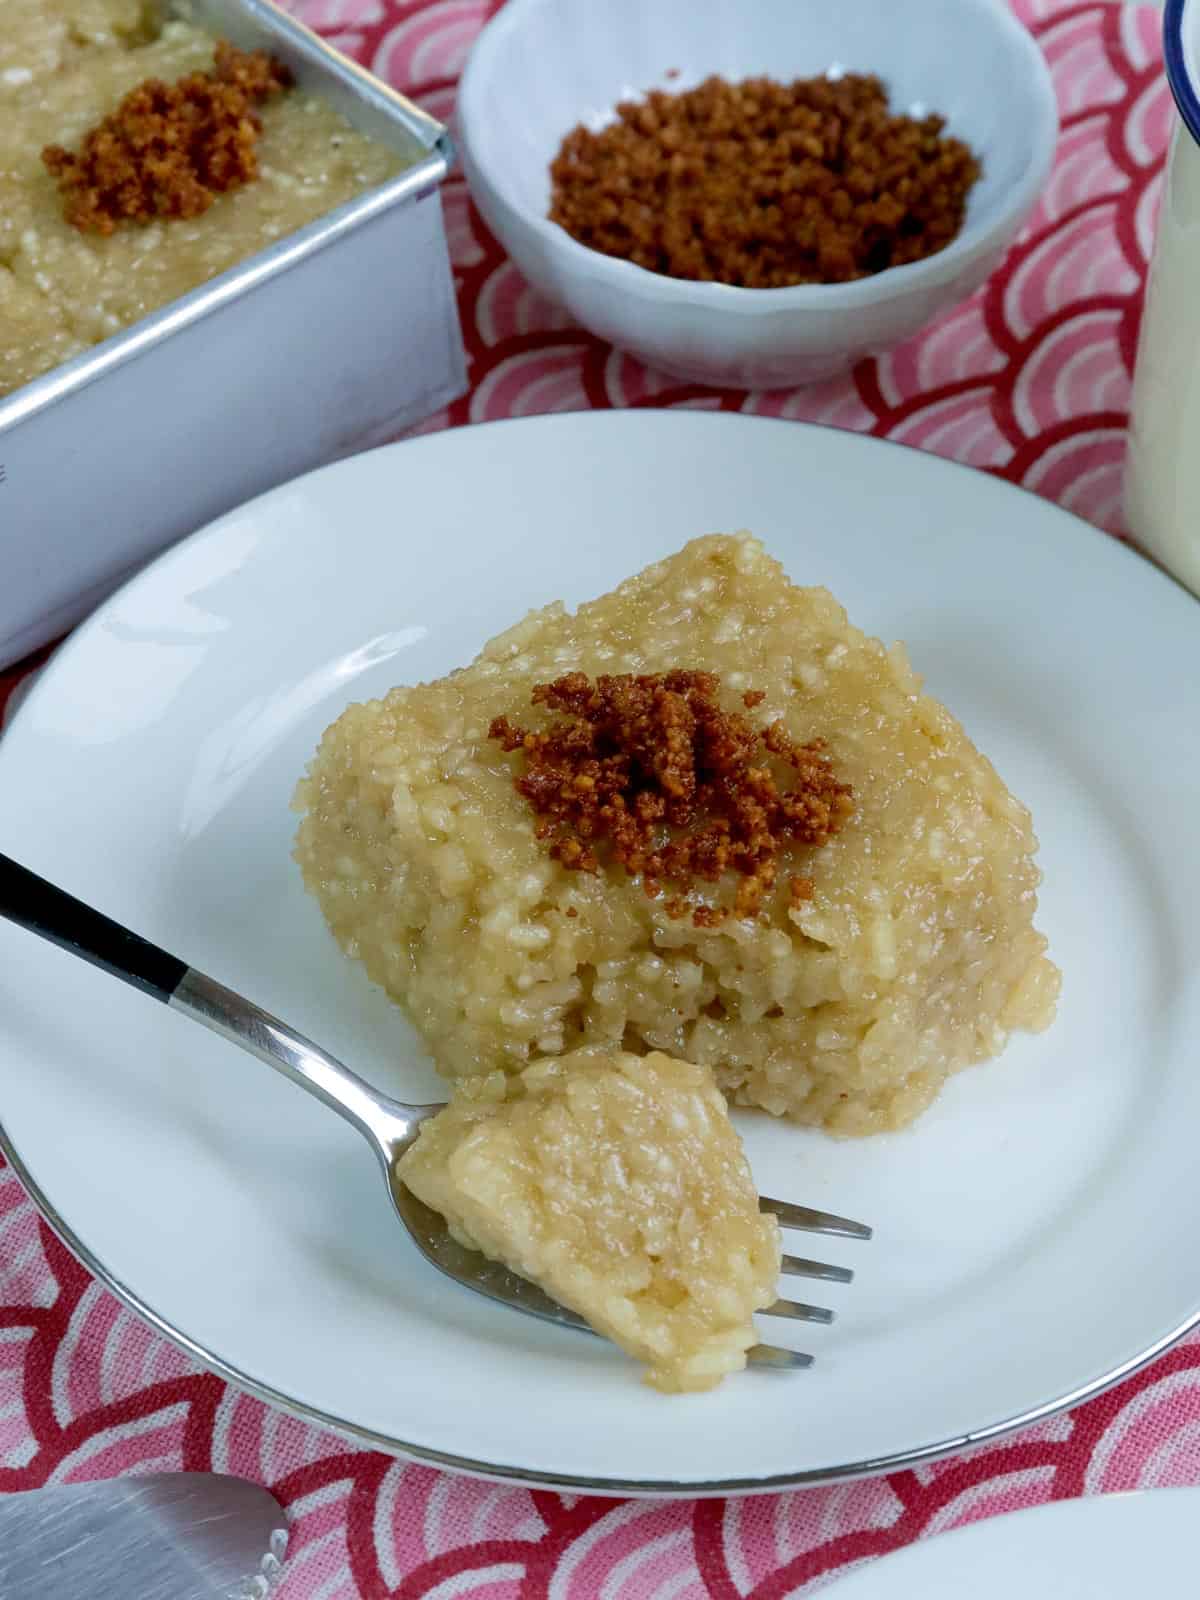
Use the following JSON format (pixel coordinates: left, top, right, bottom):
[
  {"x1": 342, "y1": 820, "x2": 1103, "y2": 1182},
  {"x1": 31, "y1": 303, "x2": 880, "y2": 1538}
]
[
  {"x1": 0, "y1": 851, "x2": 186, "y2": 1002},
  {"x1": 0, "y1": 851, "x2": 418, "y2": 1150}
]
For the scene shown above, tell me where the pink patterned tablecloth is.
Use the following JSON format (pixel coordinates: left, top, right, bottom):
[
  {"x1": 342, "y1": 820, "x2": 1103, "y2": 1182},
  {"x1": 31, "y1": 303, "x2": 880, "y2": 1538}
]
[{"x1": 3, "y1": 2, "x2": 1197, "y2": 1595}]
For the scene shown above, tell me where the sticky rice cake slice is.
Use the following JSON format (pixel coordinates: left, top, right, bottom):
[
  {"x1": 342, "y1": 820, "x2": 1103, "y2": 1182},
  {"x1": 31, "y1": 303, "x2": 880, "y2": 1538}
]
[{"x1": 294, "y1": 533, "x2": 1059, "y2": 1135}]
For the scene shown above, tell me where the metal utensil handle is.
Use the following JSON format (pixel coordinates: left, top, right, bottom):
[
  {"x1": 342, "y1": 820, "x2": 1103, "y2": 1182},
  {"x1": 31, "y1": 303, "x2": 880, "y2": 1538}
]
[
  {"x1": 172, "y1": 967, "x2": 417, "y2": 1145},
  {"x1": 0, "y1": 850, "x2": 186, "y2": 1001},
  {"x1": 0, "y1": 850, "x2": 417, "y2": 1150}
]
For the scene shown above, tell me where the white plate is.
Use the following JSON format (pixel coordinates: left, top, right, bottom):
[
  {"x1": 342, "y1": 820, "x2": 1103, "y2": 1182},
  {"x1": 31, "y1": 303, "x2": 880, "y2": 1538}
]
[
  {"x1": 821, "y1": 1487, "x2": 1199, "y2": 1597},
  {"x1": 1, "y1": 412, "x2": 1198, "y2": 1495}
]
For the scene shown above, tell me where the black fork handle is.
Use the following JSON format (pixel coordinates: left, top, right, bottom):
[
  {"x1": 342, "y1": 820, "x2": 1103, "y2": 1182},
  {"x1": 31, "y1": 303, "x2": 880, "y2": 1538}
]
[
  {"x1": 0, "y1": 849, "x2": 414, "y2": 1143},
  {"x1": 0, "y1": 851, "x2": 187, "y2": 1003}
]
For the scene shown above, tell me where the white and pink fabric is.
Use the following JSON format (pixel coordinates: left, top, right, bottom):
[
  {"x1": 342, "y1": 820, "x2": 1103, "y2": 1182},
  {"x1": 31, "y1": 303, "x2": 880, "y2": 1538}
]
[{"x1": 1, "y1": 3, "x2": 1191, "y2": 1595}]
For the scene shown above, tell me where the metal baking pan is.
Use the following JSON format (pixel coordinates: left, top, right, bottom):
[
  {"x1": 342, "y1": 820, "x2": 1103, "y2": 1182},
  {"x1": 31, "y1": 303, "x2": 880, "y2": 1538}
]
[{"x1": 0, "y1": 0, "x2": 467, "y2": 669}]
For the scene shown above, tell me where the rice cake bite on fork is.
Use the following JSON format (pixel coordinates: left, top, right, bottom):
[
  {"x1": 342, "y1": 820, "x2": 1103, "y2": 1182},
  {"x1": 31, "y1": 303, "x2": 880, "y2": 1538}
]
[
  {"x1": 397, "y1": 1048, "x2": 782, "y2": 1392},
  {"x1": 293, "y1": 533, "x2": 1059, "y2": 1135}
]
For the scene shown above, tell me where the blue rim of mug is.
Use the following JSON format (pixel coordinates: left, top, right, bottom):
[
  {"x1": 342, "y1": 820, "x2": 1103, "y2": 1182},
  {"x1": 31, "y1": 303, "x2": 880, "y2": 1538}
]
[{"x1": 1165, "y1": 0, "x2": 1200, "y2": 146}]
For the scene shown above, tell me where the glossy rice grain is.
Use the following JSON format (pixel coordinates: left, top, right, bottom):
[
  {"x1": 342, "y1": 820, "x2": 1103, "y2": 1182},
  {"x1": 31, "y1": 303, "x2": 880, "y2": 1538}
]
[{"x1": 294, "y1": 534, "x2": 1060, "y2": 1135}]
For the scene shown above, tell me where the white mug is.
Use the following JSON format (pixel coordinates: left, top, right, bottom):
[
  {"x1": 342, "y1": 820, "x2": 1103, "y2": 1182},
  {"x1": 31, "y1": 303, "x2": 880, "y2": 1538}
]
[{"x1": 1126, "y1": 0, "x2": 1200, "y2": 596}]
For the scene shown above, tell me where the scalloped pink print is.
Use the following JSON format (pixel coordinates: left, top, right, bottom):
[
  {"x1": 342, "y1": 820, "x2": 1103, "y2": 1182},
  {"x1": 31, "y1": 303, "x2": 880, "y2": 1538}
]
[{"x1": 0, "y1": 4, "x2": 1186, "y2": 1598}]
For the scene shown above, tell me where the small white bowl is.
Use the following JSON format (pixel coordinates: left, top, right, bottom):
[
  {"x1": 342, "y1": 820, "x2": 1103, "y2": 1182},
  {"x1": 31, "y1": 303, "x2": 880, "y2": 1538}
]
[{"x1": 458, "y1": 0, "x2": 1058, "y2": 389}]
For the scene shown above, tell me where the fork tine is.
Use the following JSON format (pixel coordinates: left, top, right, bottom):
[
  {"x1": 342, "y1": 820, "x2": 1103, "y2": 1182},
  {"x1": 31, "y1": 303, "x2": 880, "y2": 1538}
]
[
  {"x1": 747, "y1": 1343, "x2": 814, "y2": 1371},
  {"x1": 761, "y1": 1196, "x2": 872, "y2": 1240},
  {"x1": 763, "y1": 1297, "x2": 834, "y2": 1324},
  {"x1": 782, "y1": 1254, "x2": 854, "y2": 1284}
]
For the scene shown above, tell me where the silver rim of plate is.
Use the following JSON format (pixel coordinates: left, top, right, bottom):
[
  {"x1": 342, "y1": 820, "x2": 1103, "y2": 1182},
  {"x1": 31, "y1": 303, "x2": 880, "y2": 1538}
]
[
  {"x1": 6, "y1": 1122, "x2": 1200, "y2": 1495},
  {"x1": 2, "y1": 412, "x2": 1197, "y2": 1496}
]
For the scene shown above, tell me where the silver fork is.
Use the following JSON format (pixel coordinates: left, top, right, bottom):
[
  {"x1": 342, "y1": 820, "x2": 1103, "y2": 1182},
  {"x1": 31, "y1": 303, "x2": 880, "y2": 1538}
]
[{"x1": 0, "y1": 852, "x2": 871, "y2": 1372}]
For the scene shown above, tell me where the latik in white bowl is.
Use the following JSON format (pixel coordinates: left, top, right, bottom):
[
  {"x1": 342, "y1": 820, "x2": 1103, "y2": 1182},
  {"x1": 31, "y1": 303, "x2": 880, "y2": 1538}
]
[{"x1": 458, "y1": 0, "x2": 1058, "y2": 389}]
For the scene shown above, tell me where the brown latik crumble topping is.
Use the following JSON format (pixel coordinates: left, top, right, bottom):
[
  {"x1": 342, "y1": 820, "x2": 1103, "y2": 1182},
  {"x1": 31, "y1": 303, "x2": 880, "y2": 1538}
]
[
  {"x1": 548, "y1": 73, "x2": 980, "y2": 288},
  {"x1": 489, "y1": 671, "x2": 853, "y2": 927},
  {"x1": 41, "y1": 41, "x2": 292, "y2": 235}
]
